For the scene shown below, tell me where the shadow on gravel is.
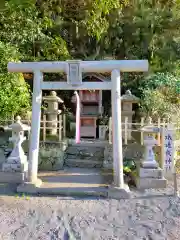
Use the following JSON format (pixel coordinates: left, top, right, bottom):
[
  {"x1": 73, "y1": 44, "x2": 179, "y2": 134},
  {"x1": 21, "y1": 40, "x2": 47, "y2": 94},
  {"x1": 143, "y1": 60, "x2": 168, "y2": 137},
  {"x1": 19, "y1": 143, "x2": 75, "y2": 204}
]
[
  {"x1": 33, "y1": 194, "x2": 106, "y2": 201},
  {"x1": 0, "y1": 184, "x2": 106, "y2": 200},
  {"x1": 0, "y1": 183, "x2": 18, "y2": 196}
]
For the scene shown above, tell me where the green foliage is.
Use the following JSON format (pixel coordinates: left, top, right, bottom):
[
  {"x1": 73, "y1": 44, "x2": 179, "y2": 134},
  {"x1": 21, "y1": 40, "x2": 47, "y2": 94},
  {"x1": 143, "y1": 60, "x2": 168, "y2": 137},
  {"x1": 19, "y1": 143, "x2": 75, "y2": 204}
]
[
  {"x1": 0, "y1": 42, "x2": 30, "y2": 119},
  {"x1": 84, "y1": 0, "x2": 123, "y2": 40},
  {"x1": 102, "y1": 0, "x2": 180, "y2": 71},
  {"x1": 0, "y1": 73, "x2": 30, "y2": 119},
  {"x1": 123, "y1": 158, "x2": 136, "y2": 172},
  {"x1": 0, "y1": 1, "x2": 70, "y2": 61},
  {"x1": 140, "y1": 76, "x2": 180, "y2": 122},
  {"x1": 0, "y1": 42, "x2": 20, "y2": 73},
  {"x1": 1, "y1": 0, "x2": 180, "y2": 65},
  {"x1": 0, "y1": 0, "x2": 180, "y2": 120},
  {"x1": 140, "y1": 89, "x2": 171, "y2": 119},
  {"x1": 140, "y1": 72, "x2": 180, "y2": 93}
]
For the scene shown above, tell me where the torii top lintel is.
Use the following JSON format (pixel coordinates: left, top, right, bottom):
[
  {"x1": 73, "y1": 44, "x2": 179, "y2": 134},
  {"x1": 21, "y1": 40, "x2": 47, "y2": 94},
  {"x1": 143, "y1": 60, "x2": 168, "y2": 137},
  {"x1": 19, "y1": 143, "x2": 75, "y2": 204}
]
[{"x1": 8, "y1": 60, "x2": 148, "y2": 73}]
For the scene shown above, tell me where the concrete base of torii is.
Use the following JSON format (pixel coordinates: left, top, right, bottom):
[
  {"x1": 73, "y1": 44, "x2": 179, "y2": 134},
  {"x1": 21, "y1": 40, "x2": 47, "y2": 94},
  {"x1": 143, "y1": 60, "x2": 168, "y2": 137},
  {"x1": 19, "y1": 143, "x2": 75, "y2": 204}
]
[
  {"x1": 108, "y1": 184, "x2": 131, "y2": 199},
  {"x1": 17, "y1": 178, "x2": 42, "y2": 194}
]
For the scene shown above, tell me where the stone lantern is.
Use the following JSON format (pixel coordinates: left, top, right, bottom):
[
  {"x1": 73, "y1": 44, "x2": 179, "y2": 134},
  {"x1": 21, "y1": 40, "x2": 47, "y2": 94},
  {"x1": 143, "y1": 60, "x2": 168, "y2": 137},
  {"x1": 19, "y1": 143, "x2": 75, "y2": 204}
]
[
  {"x1": 2, "y1": 116, "x2": 30, "y2": 177},
  {"x1": 140, "y1": 121, "x2": 159, "y2": 169},
  {"x1": 121, "y1": 90, "x2": 139, "y2": 140},
  {"x1": 135, "y1": 118, "x2": 167, "y2": 189},
  {"x1": 43, "y1": 91, "x2": 64, "y2": 136}
]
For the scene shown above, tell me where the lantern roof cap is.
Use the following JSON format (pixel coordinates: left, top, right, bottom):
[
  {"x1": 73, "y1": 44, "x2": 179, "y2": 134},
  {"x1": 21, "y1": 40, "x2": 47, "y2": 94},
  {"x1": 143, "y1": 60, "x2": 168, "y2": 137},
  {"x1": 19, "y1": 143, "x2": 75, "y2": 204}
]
[
  {"x1": 43, "y1": 91, "x2": 64, "y2": 103},
  {"x1": 121, "y1": 90, "x2": 139, "y2": 102},
  {"x1": 6, "y1": 116, "x2": 30, "y2": 132}
]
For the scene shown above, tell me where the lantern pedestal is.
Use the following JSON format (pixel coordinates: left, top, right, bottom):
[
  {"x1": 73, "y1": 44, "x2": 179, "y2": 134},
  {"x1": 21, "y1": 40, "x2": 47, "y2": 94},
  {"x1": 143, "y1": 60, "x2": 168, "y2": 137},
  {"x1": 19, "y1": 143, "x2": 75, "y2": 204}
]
[
  {"x1": 141, "y1": 136, "x2": 158, "y2": 169},
  {"x1": 135, "y1": 123, "x2": 167, "y2": 189},
  {"x1": 0, "y1": 116, "x2": 30, "y2": 183},
  {"x1": 135, "y1": 175, "x2": 167, "y2": 189}
]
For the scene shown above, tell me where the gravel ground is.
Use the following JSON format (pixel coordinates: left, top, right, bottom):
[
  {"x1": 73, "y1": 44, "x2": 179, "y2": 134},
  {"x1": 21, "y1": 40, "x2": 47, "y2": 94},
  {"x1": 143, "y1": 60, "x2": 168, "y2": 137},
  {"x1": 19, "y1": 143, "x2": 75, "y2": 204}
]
[{"x1": 0, "y1": 180, "x2": 180, "y2": 240}]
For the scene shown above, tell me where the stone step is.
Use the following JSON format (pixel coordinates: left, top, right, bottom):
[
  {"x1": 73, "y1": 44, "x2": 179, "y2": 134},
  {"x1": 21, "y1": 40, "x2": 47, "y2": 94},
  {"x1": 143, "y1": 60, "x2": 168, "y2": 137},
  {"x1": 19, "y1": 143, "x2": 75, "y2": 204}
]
[
  {"x1": 66, "y1": 146, "x2": 105, "y2": 152},
  {"x1": 65, "y1": 158, "x2": 103, "y2": 168},
  {"x1": 65, "y1": 157, "x2": 103, "y2": 163},
  {"x1": 17, "y1": 169, "x2": 130, "y2": 199},
  {"x1": 64, "y1": 154, "x2": 104, "y2": 162},
  {"x1": 65, "y1": 145, "x2": 105, "y2": 164},
  {"x1": 36, "y1": 184, "x2": 108, "y2": 197},
  {"x1": 68, "y1": 139, "x2": 108, "y2": 147},
  {"x1": 17, "y1": 182, "x2": 108, "y2": 197},
  {"x1": 21, "y1": 168, "x2": 113, "y2": 197}
]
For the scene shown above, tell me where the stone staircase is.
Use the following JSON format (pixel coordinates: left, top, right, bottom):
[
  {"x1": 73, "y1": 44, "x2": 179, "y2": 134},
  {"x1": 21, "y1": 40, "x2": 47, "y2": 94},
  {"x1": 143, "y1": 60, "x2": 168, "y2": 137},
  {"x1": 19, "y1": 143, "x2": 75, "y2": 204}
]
[
  {"x1": 64, "y1": 141, "x2": 105, "y2": 168},
  {"x1": 37, "y1": 168, "x2": 113, "y2": 197}
]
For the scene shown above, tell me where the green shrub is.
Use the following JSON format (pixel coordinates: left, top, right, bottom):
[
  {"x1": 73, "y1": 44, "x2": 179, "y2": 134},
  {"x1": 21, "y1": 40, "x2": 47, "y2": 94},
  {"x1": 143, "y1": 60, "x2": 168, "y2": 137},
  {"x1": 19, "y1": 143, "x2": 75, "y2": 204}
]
[
  {"x1": 140, "y1": 72, "x2": 179, "y2": 94},
  {"x1": 139, "y1": 72, "x2": 180, "y2": 122},
  {"x1": 0, "y1": 42, "x2": 31, "y2": 119}
]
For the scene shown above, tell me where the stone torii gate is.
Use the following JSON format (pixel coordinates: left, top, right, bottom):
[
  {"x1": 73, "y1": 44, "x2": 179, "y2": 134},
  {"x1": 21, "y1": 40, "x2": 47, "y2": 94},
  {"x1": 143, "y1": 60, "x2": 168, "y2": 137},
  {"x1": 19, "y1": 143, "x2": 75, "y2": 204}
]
[{"x1": 8, "y1": 60, "x2": 148, "y2": 194}]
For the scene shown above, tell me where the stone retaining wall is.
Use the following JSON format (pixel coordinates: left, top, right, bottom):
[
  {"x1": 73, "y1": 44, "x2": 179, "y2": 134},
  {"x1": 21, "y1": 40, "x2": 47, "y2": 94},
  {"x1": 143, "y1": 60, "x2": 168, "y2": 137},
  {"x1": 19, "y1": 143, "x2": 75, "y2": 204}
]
[
  {"x1": 38, "y1": 140, "x2": 68, "y2": 171},
  {"x1": 103, "y1": 143, "x2": 145, "y2": 169}
]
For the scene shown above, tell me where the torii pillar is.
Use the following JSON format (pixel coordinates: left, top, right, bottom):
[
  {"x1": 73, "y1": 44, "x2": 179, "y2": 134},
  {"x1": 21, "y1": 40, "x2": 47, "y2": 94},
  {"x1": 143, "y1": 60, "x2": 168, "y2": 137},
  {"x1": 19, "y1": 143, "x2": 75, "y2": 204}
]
[{"x1": 8, "y1": 60, "x2": 148, "y2": 196}]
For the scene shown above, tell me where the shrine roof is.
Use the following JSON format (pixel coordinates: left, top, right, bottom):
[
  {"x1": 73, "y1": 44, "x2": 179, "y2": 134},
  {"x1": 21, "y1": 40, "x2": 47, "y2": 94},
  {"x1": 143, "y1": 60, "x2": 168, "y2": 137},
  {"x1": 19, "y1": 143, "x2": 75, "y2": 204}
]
[{"x1": 82, "y1": 73, "x2": 111, "y2": 82}]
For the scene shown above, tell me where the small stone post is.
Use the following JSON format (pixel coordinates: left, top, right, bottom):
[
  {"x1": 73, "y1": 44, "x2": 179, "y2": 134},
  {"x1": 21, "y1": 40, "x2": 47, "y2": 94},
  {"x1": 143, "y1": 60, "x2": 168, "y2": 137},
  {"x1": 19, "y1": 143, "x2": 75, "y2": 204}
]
[
  {"x1": 43, "y1": 91, "x2": 64, "y2": 136},
  {"x1": 2, "y1": 116, "x2": 30, "y2": 178}
]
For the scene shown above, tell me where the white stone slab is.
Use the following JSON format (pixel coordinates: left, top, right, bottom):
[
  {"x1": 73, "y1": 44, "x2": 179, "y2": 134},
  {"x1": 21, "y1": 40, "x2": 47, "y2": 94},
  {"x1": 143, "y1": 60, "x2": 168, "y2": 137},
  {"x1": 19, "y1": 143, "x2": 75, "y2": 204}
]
[
  {"x1": 139, "y1": 167, "x2": 163, "y2": 179},
  {"x1": 0, "y1": 171, "x2": 25, "y2": 183},
  {"x1": 141, "y1": 160, "x2": 158, "y2": 169},
  {"x1": 136, "y1": 177, "x2": 167, "y2": 189},
  {"x1": 2, "y1": 162, "x2": 28, "y2": 172}
]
